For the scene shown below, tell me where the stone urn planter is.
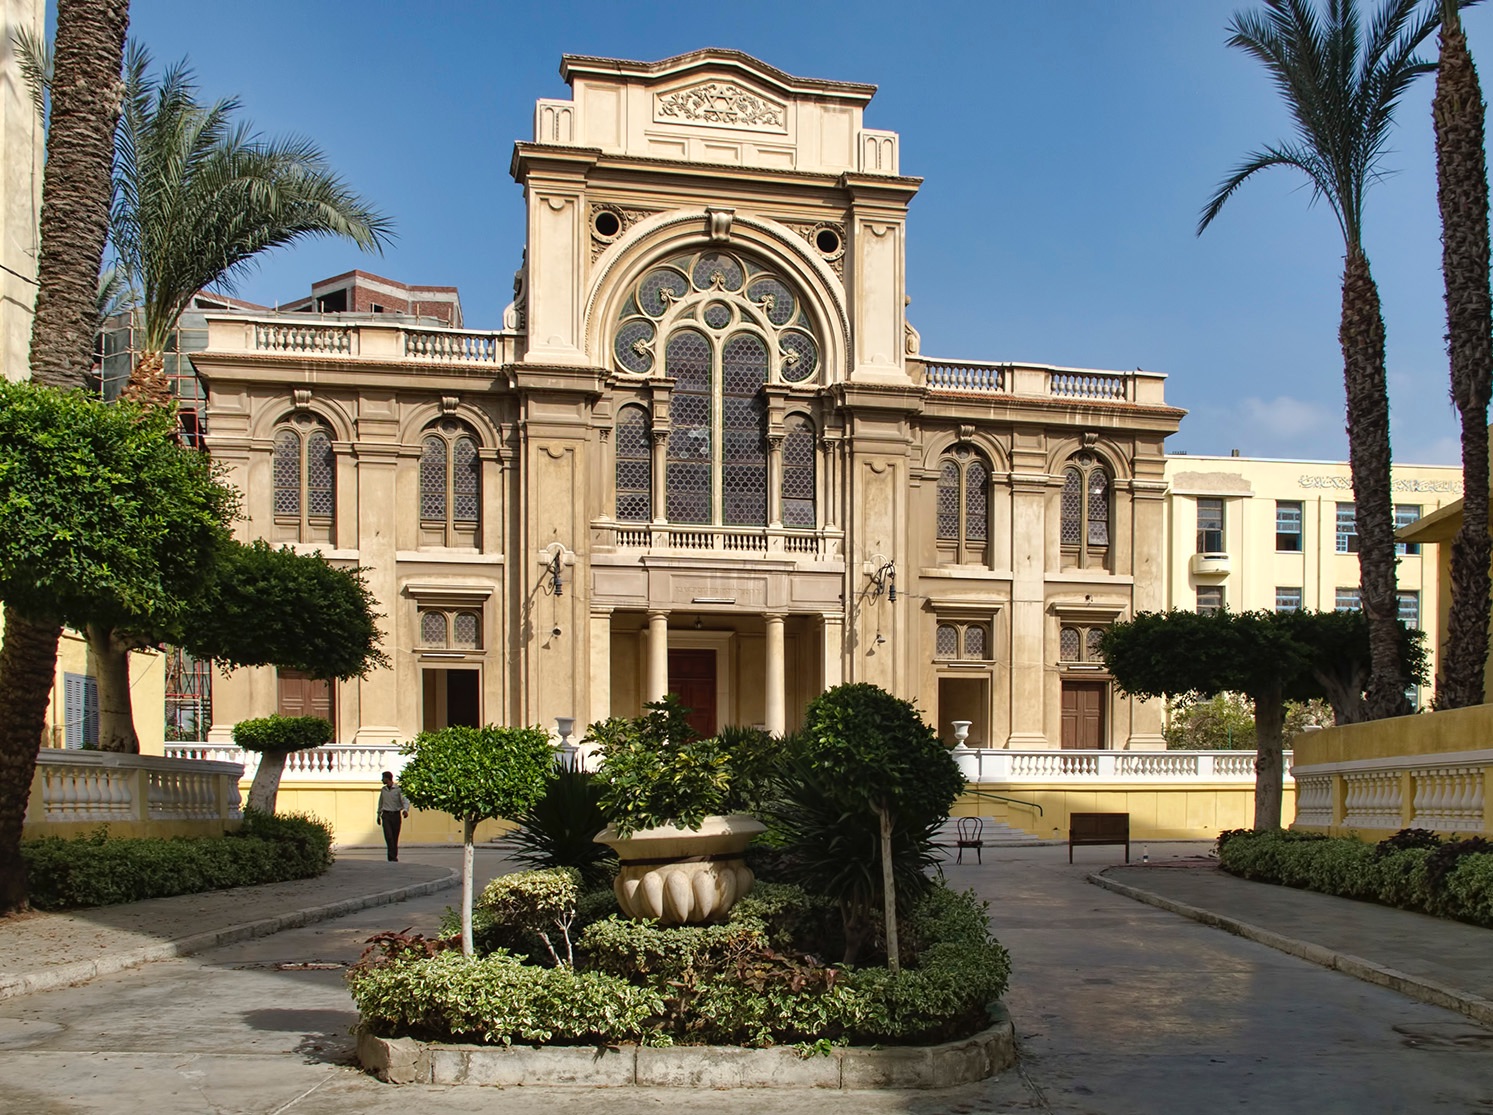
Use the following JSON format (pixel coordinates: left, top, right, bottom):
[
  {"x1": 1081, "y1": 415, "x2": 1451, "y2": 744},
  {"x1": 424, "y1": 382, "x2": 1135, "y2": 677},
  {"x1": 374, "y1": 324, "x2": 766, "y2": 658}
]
[{"x1": 595, "y1": 813, "x2": 766, "y2": 925}]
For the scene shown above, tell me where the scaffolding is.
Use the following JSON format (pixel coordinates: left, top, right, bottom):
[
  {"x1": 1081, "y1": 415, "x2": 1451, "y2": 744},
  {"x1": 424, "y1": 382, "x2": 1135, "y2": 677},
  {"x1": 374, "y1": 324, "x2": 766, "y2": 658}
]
[
  {"x1": 164, "y1": 647, "x2": 212, "y2": 742},
  {"x1": 97, "y1": 307, "x2": 210, "y2": 447}
]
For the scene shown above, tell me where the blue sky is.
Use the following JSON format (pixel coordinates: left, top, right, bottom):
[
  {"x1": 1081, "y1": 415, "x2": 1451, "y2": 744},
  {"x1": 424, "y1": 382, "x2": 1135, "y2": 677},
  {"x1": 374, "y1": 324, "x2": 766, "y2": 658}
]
[{"x1": 112, "y1": 0, "x2": 1493, "y2": 465}]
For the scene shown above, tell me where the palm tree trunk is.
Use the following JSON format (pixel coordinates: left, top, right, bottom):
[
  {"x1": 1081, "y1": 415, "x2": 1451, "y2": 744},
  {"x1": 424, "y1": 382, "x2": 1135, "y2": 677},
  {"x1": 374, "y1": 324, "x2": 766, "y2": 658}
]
[
  {"x1": 0, "y1": 0, "x2": 129, "y2": 916},
  {"x1": 0, "y1": 610, "x2": 64, "y2": 911},
  {"x1": 1434, "y1": 0, "x2": 1492, "y2": 710},
  {"x1": 84, "y1": 624, "x2": 139, "y2": 752},
  {"x1": 1340, "y1": 249, "x2": 1409, "y2": 721}
]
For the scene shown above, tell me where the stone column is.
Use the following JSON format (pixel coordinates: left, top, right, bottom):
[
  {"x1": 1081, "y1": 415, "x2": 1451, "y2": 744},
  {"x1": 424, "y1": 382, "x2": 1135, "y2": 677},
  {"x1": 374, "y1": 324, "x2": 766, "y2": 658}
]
[
  {"x1": 1007, "y1": 472, "x2": 1049, "y2": 747},
  {"x1": 767, "y1": 436, "x2": 784, "y2": 529},
  {"x1": 764, "y1": 612, "x2": 787, "y2": 735},
  {"x1": 646, "y1": 610, "x2": 670, "y2": 702},
  {"x1": 589, "y1": 607, "x2": 612, "y2": 726},
  {"x1": 820, "y1": 613, "x2": 844, "y2": 691}
]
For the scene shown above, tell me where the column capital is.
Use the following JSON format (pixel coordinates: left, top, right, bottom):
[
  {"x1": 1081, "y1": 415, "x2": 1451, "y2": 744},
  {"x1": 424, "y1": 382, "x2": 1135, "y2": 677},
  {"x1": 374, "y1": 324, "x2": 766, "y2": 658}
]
[
  {"x1": 762, "y1": 611, "x2": 788, "y2": 622},
  {"x1": 646, "y1": 608, "x2": 671, "y2": 622}
]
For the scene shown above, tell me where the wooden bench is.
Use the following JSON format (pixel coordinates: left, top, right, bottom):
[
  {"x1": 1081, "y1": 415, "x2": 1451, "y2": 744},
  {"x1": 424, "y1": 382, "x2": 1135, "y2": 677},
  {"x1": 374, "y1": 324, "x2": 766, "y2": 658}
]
[{"x1": 1068, "y1": 812, "x2": 1130, "y2": 863}]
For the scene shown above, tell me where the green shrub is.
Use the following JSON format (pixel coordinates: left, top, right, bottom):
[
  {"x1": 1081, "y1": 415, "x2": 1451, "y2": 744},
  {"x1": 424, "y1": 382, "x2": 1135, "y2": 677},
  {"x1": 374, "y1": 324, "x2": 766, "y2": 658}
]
[
  {"x1": 232, "y1": 715, "x2": 334, "y2": 753},
  {"x1": 588, "y1": 697, "x2": 732, "y2": 836},
  {"x1": 478, "y1": 867, "x2": 580, "y2": 966},
  {"x1": 347, "y1": 951, "x2": 666, "y2": 1046},
  {"x1": 499, "y1": 762, "x2": 616, "y2": 888},
  {"x1": 21, "y1": 808, "x2": 333, "y2": 909},
  {"x1": 1218, "y1": 828, "x2": 1493, "y2": 928},
  {"x1": 356, "y1": 879, "x2": 1010, "y2": 1048}
]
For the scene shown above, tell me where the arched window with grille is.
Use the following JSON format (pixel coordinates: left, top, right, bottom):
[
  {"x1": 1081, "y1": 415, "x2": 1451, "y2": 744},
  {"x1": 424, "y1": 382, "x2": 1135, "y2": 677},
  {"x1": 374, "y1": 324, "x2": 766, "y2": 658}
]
[
  {"x1": 615, "y1": 405, "x2": 652, "y2": 523},
  {"x1": 271, "y1": 414, "x2": 335, "y2": 543},
  {"x1": 612, "y1": 248, "x2": 819, "y2": 536},
  {"x1": 936, "y1": 445, "x2": 990, "y2": 564},
  {"x1": 934, "y1": 620, "x2": 991, "y2": 661},
  {"x1": 1060, "y1": 452, "x2": 1110, "y2": 570},
  {"x1": 419, "y1": 419, "x2": 481, "y2": 548},
  {"x1": 781, "y1": 415, "x2": 816, "y2": 529}
]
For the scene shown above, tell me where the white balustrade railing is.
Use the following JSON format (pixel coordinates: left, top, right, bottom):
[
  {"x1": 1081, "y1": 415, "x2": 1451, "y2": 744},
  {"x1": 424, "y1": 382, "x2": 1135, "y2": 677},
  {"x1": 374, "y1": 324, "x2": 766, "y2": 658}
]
[
  {"x1": 1410, "y1": 765, "x2": 1485, "y2": 832},
  {"x1": 953, "y1": 749, "x2": 1287, "y2": 784},
  {"x1": 1291, "y1": 738, "x2": 1492, "y2": 835},
  {"x1": 1049, "y1": 370, "x2": 1130, "y2": 400},
  {"x1": 404, "y1": 327, "x2": 500, "y2": 363},
  {"x1": 254, "y1": 322, "x2": 354, "y2": 355},
  {"x1": 924, "y1": 360, "x2": 1008, "y2": 394},
  {"x1": 166, "y1": 743, "x2": 408, "y2": 782},
  {"x1": 31, "y1": 750, "x2": 243, "y2": 827},
  {"x1": 1293, "y1": 773, "x2": 1333, "y2": 827},
  {"x1": 1342, "y1": 770, "x2": 1403, "y2": 830},
  {"x1": 592, "y1": 522, "x2": 843, "y2": 560}
]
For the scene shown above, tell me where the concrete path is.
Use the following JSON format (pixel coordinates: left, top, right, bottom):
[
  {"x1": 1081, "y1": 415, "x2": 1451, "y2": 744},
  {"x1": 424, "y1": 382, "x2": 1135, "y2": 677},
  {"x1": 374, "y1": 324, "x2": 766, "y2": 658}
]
[{"x1": 0, "y1": 843, "x2": 1489, "y2": 1113}]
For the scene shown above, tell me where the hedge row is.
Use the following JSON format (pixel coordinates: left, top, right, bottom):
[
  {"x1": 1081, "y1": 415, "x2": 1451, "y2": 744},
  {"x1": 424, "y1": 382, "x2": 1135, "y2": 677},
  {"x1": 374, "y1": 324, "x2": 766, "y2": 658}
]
[
  {"x1": 347, "y1": 878, "x2": 1011, "y2": 1048},
  {"x1": 1217, "y1": 828, "x2": 1493, "y2": 928},
  {"x1": 21, "y1": 810, "x2": 334, "y2": 909}
]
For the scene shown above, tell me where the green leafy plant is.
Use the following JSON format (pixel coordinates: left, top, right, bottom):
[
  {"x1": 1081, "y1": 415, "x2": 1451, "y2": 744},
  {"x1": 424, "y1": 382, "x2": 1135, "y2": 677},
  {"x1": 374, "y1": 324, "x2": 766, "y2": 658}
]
[
  {"x1": 478, "y1": 867, "x2": 581, "y2": 967},
  {"x1": 399, "y1": 725, "x2": 555, "y2": 955},
  {"x1": 588, "y1": 697, "x2": 732, "y2": 836},
  {"x1": 499, "y1": 760, "x2": 616, "y2": 888},
  {"x1": 232, "y1": 715, "x2": 333, "y2": 753}
]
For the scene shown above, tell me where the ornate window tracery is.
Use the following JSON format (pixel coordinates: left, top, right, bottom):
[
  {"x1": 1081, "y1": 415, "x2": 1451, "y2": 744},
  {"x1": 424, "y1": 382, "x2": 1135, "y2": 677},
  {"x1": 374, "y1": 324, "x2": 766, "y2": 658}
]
[
  {"x1": 615, "y1": 405, "x2": 653, "y2": 523},
  {"x1": 613, "y1": 249, "x2": 822, "y2": 531},
  {"x1": 271, "y1": 413, "x2": 335, "y2": 543},
  {"x1": 1060, "y1": 452, "x2": 1111, "y2": 570},
  {"x1": 935, "y1": 620, "x2": 991, "y2": 661},
  {"x1": 419, "y1": 419, "x2": 481, "y2": 548},
  {"x1": 936, "y1": 445, "x2": 990, "y2": 564}
]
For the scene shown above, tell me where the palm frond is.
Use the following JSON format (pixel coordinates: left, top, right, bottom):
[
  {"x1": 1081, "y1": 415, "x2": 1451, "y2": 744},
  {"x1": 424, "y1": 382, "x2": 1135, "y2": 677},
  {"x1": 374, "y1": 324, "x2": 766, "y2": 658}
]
[{"x1": 12, "y1": 25, "x2": 51, "y2": 118}]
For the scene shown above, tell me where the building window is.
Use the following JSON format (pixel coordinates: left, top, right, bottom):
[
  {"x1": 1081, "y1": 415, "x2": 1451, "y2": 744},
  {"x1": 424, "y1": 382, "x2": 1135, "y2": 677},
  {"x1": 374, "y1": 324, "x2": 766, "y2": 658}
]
[
  {"x1": 615, "y1": 405, "x2": 652, "y2": 523},
  {"x1": 418, "y1": 607, "x2": 482, "y2": 650},
  {"x1": 272, "y1": 414, "x2": 335, "y2": 542},
  {"x1": 1397, "y1": 590, "x2": 1420, "y2": 629},
  {"x1": 613, "y1": 249, "x2": 820, "y2": 531},
  {"x1": 1196, "y1": 586, "x2": 1223, "y2": 615},
  {"x1": 1335, "y1": 503, "x2": 1358, "y2": 553},
  {"x1": 1276, "y1": 501, "x2": 1303, "y2": 552},
  {"x1": 1275, "y1": 587, "x2": 1302, "y2": 613},
  {"x1": 1060, "y1": 452, "x2": 1111, "y2": 569},
  {"x1": 780, "y1": 415, "x2": 817, "y2": 529},
  {"x1": 1196, "y1": 498, "x2": 1224, "y2": 553},
  {"x1": 1058, "y1": 623, "x2": 1108, "y2": 663},
  {"x1": 937, "y1": 445, "x2": 990, "y2": 563},
  {"x1": 419, "y1": 420, "x2": 480, "y2": 547},
  {"x1": 1395, "y1": 504, "x2": 1421, "y2": 556},
  {"x1": 935, "y1": 621, "x2": 991, "y2": 661},
  {"x1": 62, "y1": 672, "x2": 98, "y2": 749},
  {"x1": 1335, "y1": 587, "x2": 1361, "y2": 612}
]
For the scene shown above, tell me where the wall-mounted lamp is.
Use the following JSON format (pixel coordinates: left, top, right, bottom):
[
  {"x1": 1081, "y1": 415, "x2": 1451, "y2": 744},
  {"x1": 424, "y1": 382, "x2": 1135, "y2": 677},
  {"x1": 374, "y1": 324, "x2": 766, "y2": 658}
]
[
  {"x1": 694, "y1": 615, "x2": 704, "y2": 630},
  {"x1": 868, "y1": 558, "x2": 897, "y2": 603},
  {"x1": 874, "y1": 633, "x2": 887, "y2": 646},
  {"x1": 549, "y1": 550, "x2": 564, "y2": 597}
]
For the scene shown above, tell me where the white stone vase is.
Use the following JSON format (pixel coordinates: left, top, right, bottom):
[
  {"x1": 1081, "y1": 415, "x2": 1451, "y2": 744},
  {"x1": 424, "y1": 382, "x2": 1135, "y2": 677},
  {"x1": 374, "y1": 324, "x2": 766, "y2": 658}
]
[{"x1": 594, "y1": 813, "x2": 766, "y2": 925}]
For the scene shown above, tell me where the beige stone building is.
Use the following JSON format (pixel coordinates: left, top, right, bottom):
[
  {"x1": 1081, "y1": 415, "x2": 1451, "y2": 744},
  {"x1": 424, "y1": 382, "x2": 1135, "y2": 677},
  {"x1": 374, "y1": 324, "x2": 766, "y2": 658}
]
[
  {"x1": 196, "y1": 50, "x2": 1183, "y2": 753},
  {"x1": 1164, "y1": 453, "x2": 1463, "y2": 707},
  {"x1": 0, "y1": 0, "x2": 42, "y2": 385}
]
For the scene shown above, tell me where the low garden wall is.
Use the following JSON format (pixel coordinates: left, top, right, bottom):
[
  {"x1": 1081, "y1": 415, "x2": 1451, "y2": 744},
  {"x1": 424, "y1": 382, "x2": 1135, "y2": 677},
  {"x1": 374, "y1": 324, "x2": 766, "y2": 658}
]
[
  {"x1": 1290, "y1": 705, "x2": 1492, "y2": 840},
  {"x1": 25, "y1": 749, "x2": 244, "y2": 839}
]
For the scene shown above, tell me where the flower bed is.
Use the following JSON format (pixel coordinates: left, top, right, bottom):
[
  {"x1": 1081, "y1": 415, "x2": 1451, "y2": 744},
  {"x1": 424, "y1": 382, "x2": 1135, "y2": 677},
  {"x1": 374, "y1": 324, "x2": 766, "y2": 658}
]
[
  {"x1": 347, "y1": 873, "x2": 1011, "y2": 1050},
  {"x1": 1217, "y1": 828, "x2": 1493, "y2": 927}
]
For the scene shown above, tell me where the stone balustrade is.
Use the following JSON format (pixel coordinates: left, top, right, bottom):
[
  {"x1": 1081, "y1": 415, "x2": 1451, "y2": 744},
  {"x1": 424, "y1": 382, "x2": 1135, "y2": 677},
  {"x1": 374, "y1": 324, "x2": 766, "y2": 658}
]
[
  {"x1": 207, "y1": 314, "x2": 515, "y2": 368},
  {"x1": 954, "y1": 748, "x2": 1281, "y2": 784},
  {"x1": 166, "y1": 743, "x2": 407, "y2": 781},
  {"x1": 26, "y1": 750, "x2": 244, "y2": 839},
  {"x1": 919, "y1": 359, "x2": 1169, "y2": 406},
  {"x1": 591, "y1": 522, "x2": 843, "y2": 559}
]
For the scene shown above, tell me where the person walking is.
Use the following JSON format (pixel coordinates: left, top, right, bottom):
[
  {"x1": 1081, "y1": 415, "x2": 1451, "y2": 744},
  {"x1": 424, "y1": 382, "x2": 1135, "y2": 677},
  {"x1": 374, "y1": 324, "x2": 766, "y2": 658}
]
[{"x1": 377, "y1": 770, "x2": 411, "y2": 862}]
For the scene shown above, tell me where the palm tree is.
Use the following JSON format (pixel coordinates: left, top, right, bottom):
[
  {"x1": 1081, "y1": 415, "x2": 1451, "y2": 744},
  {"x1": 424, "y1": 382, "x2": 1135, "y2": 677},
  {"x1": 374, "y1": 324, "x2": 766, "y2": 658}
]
[
  {"x1": 1432, "y1": 0, "x2": 1492, "y2": 708},
  {"x1": 0, "y1": 0, "x2": 129, "y2": 914},
  {"x1": 1199, "y1": 0, "x2": 1449, "y2": 721},
  {"x1": 87, "y1": 46, "x2": 393, "y2": 750}
]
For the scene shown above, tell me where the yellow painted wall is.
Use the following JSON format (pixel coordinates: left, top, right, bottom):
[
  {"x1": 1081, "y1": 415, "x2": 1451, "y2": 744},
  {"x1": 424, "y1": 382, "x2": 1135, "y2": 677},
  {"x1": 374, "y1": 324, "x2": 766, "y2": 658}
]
[
  {"x1": 1292, "y1": 704, "x2": 1493, "y2": 765},
  {"x1": 270, "y1": 784, "x2": 516, "y2": 847},
  {"x1": 954, "y1": 783, "x2": 1295, "y2": 842}
]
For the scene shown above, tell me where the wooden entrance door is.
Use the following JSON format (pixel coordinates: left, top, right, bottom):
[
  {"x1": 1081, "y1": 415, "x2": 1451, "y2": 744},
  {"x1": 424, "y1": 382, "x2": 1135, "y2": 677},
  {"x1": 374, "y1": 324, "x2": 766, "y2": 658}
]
[
  {"x1": 1060, "y1": 681, "x2": 1105, "y2": 749},
  {"x1": 278, "y1": 670, "x2": 333, "y2": 734},
  {"x1": 668, "y1": 649, "x2": 717, "y2": 738}
]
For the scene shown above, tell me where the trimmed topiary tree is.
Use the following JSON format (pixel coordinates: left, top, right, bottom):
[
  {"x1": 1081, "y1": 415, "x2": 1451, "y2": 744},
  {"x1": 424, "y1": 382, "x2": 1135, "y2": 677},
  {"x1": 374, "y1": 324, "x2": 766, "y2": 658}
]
[
  {"x1": 795, "y1": 683, "x2": 965, "y2": 973},
  {"x1": 398, "y1": 725, "x2": 556, "y2": 954},
  {"x1": 232, "y1": 715, "x2": 335, "y2": 814}
]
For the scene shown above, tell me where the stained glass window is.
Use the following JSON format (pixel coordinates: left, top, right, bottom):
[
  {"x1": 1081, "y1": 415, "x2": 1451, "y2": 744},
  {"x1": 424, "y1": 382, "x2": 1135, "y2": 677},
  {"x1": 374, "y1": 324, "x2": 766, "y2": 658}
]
[
  {"x1": 692, "y1": 252, "x2": 743, "y2": 291},
  {"x1": 452, "y1": 611, "x2": 480, "y2": 649},
  {"x1": 273, "y1": 430, "x2": 300, "y2": 516},
  {"x1": 1085, "y1": 628, "x2": 1104, "y2": 661},
  {"x1": 936, "y1": 624, "x2": 959, "y2": 657},
  {"x1": 614, "y1": 319, "x2": 654, "y2": 373},
  {"x1": 965, "y1": 460, "x2": 988, "y2": 542},
  {"x1": 964, "y1": 625, "x2": 987, "y2": 660},
  {"x1": 1060, "y1": 626, "x2": 1081, "y2": 661},
  {"x1": 666, "y1": 331, "x2": 712, "y2": 523},
  {"x1": 420, "y1": 437, "x2": 447, "y2": 521},
  {"x1": 420, "y1": 611, "x2": 447, "y2": 647},
  {"x1": 721, "y1": 334, "x2": 767, "y2": 526},
  {"x1": 1061, "y1": 469, "x2": 1082, "y2": 545},
  {"x1": 453, "y1": 438, "x2": 479, "y2": 523},
  {"x1": 937, "y1": 461, "x2": 960, "y2": 539},
  {"x1": 1062, "y1": 454, "x2": 1111, "y2": 567},
  {"x1": 702, "y1": 301, "x2": 732, "y2": 329},
  {"x1": 1087, "y1": 469, "x2": 1109, "y2": 546},
  {"x1": 638, "y1": 268, "x2": 688, "y2": 316},
  {"x1": 781, "y1": 416, "x2": 816, "y2": 529},
  {"x1": 937, "y1": 450, "x2": 991, "y2": 562},
  {"x1": 615, "y1": 405, "x2": 652, "y2": 523},
  {"x1": 779, "y1": 331, "x2": 817, "y2": 383},
  {"x1": 306, "y1": 432, "x2": 334, "y2": 518},
  {"x1": 748, "y1": 278, "x2": 795, "y2": 326}
]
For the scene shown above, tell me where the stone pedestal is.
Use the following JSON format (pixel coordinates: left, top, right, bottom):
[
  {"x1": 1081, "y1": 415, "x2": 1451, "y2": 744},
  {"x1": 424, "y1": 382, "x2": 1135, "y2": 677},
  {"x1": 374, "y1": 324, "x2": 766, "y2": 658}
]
[{"x1": 594, "y1": 813, "x2": 766, "y2": 925}]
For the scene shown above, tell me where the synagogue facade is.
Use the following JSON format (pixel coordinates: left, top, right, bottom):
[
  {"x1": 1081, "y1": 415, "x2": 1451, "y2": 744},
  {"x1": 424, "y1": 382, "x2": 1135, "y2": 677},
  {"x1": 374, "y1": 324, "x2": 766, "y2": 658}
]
[{"x1": 194, "y1": 50, "x2": 1184, "y2": 751}]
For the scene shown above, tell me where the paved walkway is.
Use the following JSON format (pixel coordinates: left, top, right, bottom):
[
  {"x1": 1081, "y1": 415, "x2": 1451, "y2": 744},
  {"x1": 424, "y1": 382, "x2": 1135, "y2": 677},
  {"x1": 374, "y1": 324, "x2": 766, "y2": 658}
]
[
  {"x1": 0, "y1": 846, "x2": 468, "y2": 999},
  {"x1": 1, "y1": 842, "x2": 1490, "y2": 1112}
]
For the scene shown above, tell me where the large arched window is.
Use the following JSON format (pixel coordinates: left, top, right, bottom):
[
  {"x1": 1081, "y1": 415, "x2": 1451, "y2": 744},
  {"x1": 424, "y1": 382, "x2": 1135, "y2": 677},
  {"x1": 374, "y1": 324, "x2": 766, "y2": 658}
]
[
  {"x1": 781, "y1": 415, "x2": 816, "y2": 529},
  {"x1": 1060, "y1": 451, "x2": 1110, "y2": 569},
  {"x1": 419, "y1": 419, "x2": 480, "y2": 548},
  {"x1": 271, "y1": 414, "x2": 334, "y2": 543},
  {"x1": 936, "y1": 445, "x2": 989, "y2": 564},
  {"x1": 615, "y1": 405, "x2": 652, "y2": 523},
  {"x1": 612, "y1": 249, "x2": 820, "y2": 531}
]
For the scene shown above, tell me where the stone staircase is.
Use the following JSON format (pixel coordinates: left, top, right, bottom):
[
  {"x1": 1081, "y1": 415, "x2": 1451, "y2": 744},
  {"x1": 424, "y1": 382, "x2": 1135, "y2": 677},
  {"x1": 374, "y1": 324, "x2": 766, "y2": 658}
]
[{"x1": 935, "y1": 816, "x2": 1051, "y2": 854}]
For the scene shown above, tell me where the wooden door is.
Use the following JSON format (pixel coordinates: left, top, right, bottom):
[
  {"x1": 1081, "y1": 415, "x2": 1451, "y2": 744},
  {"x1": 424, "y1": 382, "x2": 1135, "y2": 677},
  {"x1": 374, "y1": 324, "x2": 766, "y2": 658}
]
[
  {"x1": 668, "y1": 649, "x2": 717, "y2": 738},
  {"x1": 1060, "y1": 681, "x2": 1105, "y2": 749},
  {"x1": 277, "y1": 670, "x2": 333, "y2": 732}
]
